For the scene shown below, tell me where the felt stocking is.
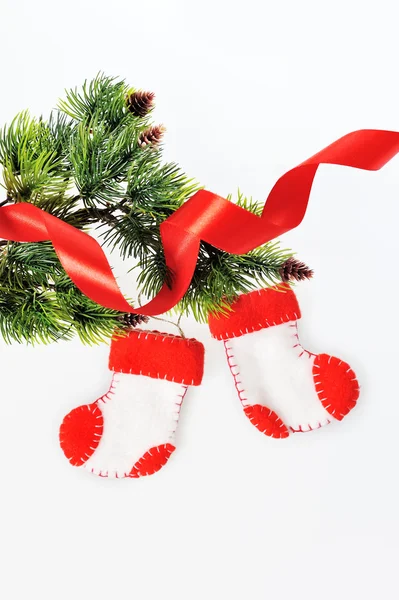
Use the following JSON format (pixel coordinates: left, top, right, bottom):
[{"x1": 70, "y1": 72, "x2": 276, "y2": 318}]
[
  {"x1": 59, "y1": 330, "x2": 204, "y2": 478},
  {"x1": 208, "y1": 285, "x2": 359, "y2": 438}
]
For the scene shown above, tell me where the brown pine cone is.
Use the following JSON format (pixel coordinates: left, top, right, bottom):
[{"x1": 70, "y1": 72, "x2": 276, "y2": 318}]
[
  {"x1": 126, "y1": 91, "x2": 155, "y2": 117},
  {"x1": 138, "y1": 125, "x2": 166, "y2": 148},
  {"x1": 279, "y1": 257, "x2": 314, "y2": 283},
  {"x1": 119, "y1": 313, "x2": 150, "y2": 328}
]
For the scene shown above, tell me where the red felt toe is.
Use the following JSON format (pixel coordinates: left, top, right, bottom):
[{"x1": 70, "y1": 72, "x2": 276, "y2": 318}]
[{"x1": 313, "y1": 354, "x2": 359, "y2": 421}]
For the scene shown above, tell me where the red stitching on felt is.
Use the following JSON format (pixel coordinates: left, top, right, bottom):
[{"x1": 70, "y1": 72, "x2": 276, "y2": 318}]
[
  {"x1": 223, "y1": 340, "x2": 248, "y2": 407},
  {"x1": 224, "y1": 340, "x2": 290, "y2": 438},
  {"x1": 98, "y1": 373, "x2": 118, "y2": 405},
  {"x1": 82, "y1": 381, "x2": 188, "y2": 479},
  {"x1": 289, "y1": 420, "x2": 331, "y2": 433},
  {"x1": 223, "y1": 321, "x2": 340, "y2": 437},
  {"x1": 219, "y1": 302, "x2": 357, "y2": 437},
  {"x1": 291, "y1": 322, "x2": 316, "y2": 359},
  {"x1": 168, "y1": 384, "x2": 188, "y2": 439}
]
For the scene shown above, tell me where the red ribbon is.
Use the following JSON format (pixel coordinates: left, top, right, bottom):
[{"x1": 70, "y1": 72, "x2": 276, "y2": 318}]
[{"x1": 1, "y1": 129, "x2": 399, "y2": 316}]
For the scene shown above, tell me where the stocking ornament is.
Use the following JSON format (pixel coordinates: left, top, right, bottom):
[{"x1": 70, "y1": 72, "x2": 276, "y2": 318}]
[
  {"x1": 59, "y1": 330, "x2": 204, "y2": 478},
  {"x1": 208, "y1": 285, "x2": 359, "y2": 438}
]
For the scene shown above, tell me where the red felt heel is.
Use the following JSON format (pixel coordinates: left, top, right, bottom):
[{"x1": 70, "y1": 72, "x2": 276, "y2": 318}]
[
  {"x1": 313, "y1": 354, "x2": 359, "y2": 421},
  {"x1": 129, "y1": 444, "x2": 176, "y2": 478},
  {"x1": 243, "y1": 405, "x2": 289, "y2": 439}
]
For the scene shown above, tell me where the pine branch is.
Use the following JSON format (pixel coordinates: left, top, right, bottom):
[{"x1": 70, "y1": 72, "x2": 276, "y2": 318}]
[
  {"x1": 0, "y1": 75, "x2": 309, "y2": 345},
  {"x1": 58, "y1": 73, "x2": 129, "y2": 129},
  {"x1": 174, "y1": 239, "x2": 294, "y2": 322}
]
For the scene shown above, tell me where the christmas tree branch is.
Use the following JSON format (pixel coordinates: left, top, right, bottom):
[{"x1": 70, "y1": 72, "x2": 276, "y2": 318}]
[{"x1": 0, "y1": 74, "x2": 312, "y2": 345}]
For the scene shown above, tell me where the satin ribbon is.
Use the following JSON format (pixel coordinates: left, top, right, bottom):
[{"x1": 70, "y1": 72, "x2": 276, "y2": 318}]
[{"x1": 1, "y1": 129, "x2": 399, "y2": 316}]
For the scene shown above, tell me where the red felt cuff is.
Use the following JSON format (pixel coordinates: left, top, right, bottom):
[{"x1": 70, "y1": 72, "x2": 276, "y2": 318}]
[
  {"x1": 109, "y1": 330, "x2": 204, "y2": 385},
  {"x1": 208, "y1": 285, "x2": 301, "y2": 340}
]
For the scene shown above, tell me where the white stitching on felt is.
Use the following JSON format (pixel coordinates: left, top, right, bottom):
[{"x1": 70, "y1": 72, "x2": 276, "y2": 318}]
[
  {"x1": 217, "y1": 314, "x2": 299, "y2": 341},
  {"x1": 313, "y1": 361, "x2": 338, "y2": 416},
  {"x1": 113, "y1": 331, "x2": 200, "y2": 382},
  {"x1": 132, "y1": 329, "x2": 197, "y2": 342},
  {"x1": 312, "y1": 356, "x2": 359, "y2": 420}
]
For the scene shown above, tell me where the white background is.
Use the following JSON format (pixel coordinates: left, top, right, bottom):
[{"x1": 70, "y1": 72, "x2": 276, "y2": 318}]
[{"x1": 1, "y1": 1, "x2": 399, "y2": 598}]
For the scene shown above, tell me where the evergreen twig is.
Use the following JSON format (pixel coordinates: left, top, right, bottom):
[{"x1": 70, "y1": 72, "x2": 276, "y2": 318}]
[{"x1": 0, "y1": 74, "x2": 307, "y2": 345}]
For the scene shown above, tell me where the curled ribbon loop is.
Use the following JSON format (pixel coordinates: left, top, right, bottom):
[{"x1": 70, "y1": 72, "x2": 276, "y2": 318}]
[{"x1": 1, "y1": 129, "x2": 399, "y2": 316}]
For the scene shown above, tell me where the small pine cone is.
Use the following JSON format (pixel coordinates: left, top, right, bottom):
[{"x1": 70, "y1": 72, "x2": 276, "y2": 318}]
[
  {"x1": 279, "y1": 257, "x2": 314, "y2": 283},
  {"x1": 120, "y1": 313, "x2": 150, "y2": 328},
  {"x1": 127, "y1": 91, "x2": 155, "y2": 117},
  {"x1": 138, "y1": 125, "x2": 166, "y2": 148}
]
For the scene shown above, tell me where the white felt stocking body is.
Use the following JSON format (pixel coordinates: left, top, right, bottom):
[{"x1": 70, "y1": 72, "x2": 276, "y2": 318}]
[
  {"x1": 60, "y1": 330, "x2": 204, "y2": 478},
  {"x1": 83, "y1": 374, "x2": 187, "y2": 477},
  {"x1": 209, "y1": 285, "x2": 359, "y2": 438}
]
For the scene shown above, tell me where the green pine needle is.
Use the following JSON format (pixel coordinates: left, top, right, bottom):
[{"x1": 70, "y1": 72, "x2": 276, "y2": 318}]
[{"x1": 0, "y1": 74, "x2": 297, "y2": 344}]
